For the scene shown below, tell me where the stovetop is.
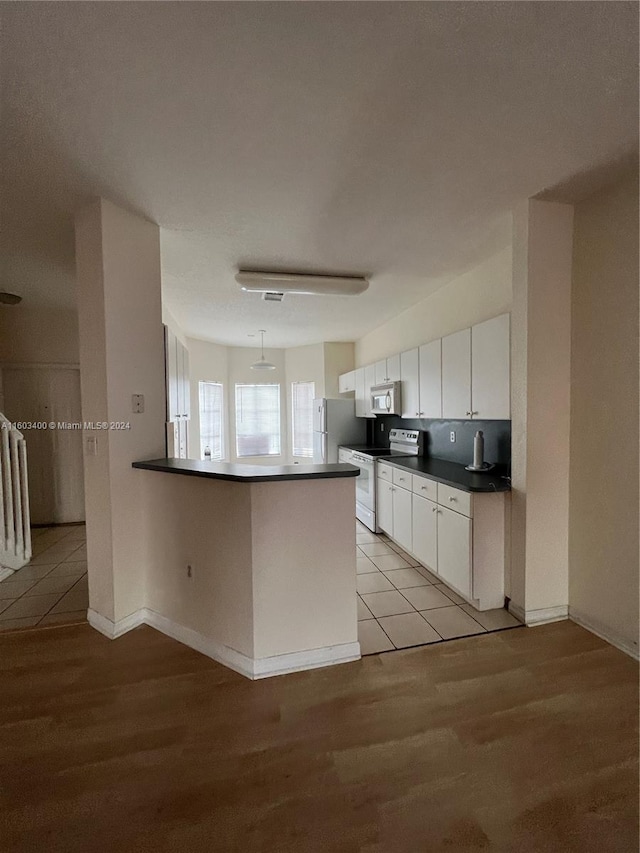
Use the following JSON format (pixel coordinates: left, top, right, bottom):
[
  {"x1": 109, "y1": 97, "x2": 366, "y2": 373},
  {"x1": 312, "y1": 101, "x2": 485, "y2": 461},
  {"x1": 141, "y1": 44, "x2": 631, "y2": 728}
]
[{"x1": 341, "y1": 446, "x2": 417, "y2": 459}]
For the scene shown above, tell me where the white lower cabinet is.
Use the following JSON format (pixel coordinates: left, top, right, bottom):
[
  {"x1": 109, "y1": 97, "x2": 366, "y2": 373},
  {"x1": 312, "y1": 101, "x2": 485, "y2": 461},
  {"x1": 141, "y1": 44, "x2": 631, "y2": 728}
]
[
  {"x1": 381, "y1": 466, "x2": 506, "y2": 611},
  {"x1": 377, "y1": 479, "x2": 393, "y2": 534},
  {"x1": 411, "y1": 494, "x2": 437, "y2": 572},
  {"x1": 436, "y1": 505, "x2": 472, "y2": 599},
  {"x1": 392, "y1": 485, "x2": 412, "y2": 553}
]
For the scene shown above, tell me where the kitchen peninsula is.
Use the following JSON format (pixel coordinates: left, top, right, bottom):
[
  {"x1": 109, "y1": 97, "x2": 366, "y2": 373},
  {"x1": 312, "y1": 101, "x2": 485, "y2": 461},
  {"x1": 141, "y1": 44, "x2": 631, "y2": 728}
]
[{"x1": 131, "y1": 458, "x2": 360, "y2": 679}]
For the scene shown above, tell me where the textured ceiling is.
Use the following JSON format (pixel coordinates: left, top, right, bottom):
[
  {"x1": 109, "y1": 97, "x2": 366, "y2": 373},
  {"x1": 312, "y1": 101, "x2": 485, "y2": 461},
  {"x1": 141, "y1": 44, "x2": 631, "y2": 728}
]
[{"x1": 1, "y1": 2, "x2": 638, "y2": 347}]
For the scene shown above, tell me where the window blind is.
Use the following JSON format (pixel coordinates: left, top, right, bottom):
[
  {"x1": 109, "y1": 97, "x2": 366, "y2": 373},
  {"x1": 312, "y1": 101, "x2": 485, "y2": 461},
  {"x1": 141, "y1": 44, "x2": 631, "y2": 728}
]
[
  {"x1": 235, "y1": 383, "x2": 281, "y2": 457},
  {"x1": 198, "y1": 381, "x2": 224, "y2": 460},
  {"x1": 291, "y1": 381, "x2": 315, "y2": 458}
]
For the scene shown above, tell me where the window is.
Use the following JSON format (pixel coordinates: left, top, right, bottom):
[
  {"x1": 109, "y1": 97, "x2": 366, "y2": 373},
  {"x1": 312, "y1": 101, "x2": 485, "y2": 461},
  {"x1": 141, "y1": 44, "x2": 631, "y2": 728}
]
[
  {"x1": 235, "y1": 384, "x2": 281, "y2": 457},
  {"x1": 291, "y1": 381, "x2": 315, "y2": 458},
  {"x1": 198, "y1": 381, "x2": 224, "y2": 461}
]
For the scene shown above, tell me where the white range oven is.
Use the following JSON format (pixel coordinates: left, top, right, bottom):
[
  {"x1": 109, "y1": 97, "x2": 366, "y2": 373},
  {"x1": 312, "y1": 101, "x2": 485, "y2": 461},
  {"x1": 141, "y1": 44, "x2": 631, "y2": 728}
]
[{"x1": 340, "y1": 429, "x2": 422, "y2": 532}]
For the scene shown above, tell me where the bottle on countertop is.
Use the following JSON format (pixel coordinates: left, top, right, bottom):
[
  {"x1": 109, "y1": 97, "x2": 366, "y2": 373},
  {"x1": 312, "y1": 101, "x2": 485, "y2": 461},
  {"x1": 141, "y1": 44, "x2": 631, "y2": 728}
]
[{"x1": 204, "y1": 446, "x2": 211, "y2": 461}]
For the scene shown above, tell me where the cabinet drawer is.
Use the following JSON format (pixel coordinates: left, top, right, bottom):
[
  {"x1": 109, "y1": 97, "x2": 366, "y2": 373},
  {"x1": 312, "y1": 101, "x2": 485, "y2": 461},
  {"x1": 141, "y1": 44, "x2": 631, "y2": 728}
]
[
  {"x1": 392, "y1": 467, "x2": 411, "y2": 489},
  {"x1": 437, "y1": 483, "x2": 473, "y2": 518},
  {"x1": 412, "y1": 475, "x2": 437, "y2": 501},
  {"x1": 377, "y1": 462, "x2": 393, "y2": 481}
]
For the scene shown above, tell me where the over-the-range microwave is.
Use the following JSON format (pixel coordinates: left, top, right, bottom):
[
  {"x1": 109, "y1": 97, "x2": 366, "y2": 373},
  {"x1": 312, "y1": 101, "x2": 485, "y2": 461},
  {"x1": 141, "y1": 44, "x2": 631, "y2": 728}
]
[{"x1": 370, "y1": 381, "x2": 402, "y2": 415}]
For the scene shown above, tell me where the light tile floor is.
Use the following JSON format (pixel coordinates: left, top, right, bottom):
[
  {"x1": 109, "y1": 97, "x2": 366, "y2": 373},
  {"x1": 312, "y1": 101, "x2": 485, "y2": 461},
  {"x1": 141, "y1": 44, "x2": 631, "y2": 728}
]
[
  {"x1": 0, "y1": 524, "x2": 87, "y2": 631},
  {"x1": 355, "y1": 519, "x2": 522, "y2": 655}
]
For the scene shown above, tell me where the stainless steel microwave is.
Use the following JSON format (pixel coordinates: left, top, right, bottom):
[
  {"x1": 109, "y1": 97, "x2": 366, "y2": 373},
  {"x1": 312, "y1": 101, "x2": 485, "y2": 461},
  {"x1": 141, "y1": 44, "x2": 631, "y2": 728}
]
[{"x1": 370, "y1": 381, "x2": 402, "y2": 415}]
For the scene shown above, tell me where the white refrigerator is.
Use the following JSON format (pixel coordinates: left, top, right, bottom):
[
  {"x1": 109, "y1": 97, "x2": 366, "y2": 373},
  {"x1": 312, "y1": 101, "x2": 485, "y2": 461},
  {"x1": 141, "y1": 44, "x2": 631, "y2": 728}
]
[{"x1": 312, "y1": 398, "x2": 366, "y2": 464}]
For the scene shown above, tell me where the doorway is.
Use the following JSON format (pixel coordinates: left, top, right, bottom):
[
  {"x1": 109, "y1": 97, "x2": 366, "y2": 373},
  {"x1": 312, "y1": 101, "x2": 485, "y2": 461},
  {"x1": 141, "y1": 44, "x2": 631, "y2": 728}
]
[{"x1": 1, "y1": 366, "x2": 85, "y2": 525}]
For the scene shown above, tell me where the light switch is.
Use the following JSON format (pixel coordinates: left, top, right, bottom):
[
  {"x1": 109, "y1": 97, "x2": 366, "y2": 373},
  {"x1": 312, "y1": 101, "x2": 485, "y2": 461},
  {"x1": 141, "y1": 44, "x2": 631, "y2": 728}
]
[
  {"x1": 86, "y1": 435, "x2": 98, "y2": 456},
  {"x1": 132, "y1": 394, "x2": 145, "y2": 414}
]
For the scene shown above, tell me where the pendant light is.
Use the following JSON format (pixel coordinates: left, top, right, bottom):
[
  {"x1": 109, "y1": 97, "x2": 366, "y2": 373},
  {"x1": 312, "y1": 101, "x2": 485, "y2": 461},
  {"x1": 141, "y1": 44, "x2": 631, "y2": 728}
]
[{"x1": 251, "y1": 330, "x2": 276, "y2": 371}]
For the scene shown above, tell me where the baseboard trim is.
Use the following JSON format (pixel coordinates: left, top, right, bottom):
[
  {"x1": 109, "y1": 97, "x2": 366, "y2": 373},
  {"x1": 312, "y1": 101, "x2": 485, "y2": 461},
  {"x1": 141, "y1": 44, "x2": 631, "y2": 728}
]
[
  {"x1": 569, "y1": 608, "x2": 639, "y2": 662},
  {"x1": 87, "y1": 607, "x2": 146, "y2": 639},
  {"x1": 88, "y1": 607, "x2": 361, "y2": 679},
  {"x1": 0, "y1": 567, "x2": 15, "y2": 582},
  {"x1": 507, "y1": 602, "x2": 568, "y2": 627}
]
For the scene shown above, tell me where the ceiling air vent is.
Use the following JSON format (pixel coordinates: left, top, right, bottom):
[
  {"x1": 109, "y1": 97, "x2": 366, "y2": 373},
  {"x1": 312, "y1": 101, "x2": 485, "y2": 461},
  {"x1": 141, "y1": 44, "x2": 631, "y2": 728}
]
[{"x1": 262, "y1": 291, "x2": 285, "y2": 302}]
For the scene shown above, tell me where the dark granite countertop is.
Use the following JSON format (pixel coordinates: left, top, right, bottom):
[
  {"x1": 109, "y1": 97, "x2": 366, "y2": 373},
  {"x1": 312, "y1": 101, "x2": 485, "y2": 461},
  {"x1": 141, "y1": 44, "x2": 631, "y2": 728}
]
[
  {"x1": 132, "y1": 458, "x2": 360, "y2": 483},
  {"x1": 382, "y1": 456, "x2": 511, "y2": 493}
]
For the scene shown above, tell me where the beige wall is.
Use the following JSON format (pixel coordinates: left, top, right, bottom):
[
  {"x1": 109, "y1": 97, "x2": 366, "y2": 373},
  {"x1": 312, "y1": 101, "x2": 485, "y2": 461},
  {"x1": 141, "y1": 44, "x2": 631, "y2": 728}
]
[
  {"x1": 510, "y1": 199, "x2": 574, "y2": 620},
  {"x1": 355, "y1": 247, "x2": 512, "y2": 366},
  {"x1": 76, "y1": 199, "x2": 166, "y2": 623},
  {"x1": 569, "y1": 173, "x2": 639, "y2": 655},
  {"x1": 0, "y1": 305, "x2": 79, "y2": 365}
]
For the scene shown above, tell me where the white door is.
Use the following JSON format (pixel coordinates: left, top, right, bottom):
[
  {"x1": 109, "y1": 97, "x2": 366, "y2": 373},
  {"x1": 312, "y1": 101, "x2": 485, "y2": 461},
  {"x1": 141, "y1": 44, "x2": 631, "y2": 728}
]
[
  {"x1": 471, "y1": 313, "x2": 510, "y2": 419},
  {"x1": 2, "y1": 367, "x2": 85, "y2": 525},
  {"x1": 437, "y1": 506, "x2": 472, "y2": 598},
  {"x1": 377, "y1": 479, "x2": 393, "y2": 535},
  {"x1": 442, "y1": 328, "x2": 471, "y2": 419},
  {"x1": 412, "y1": 493, "x2": 438, "y2": 572},
  {"x1": 392, "y1": 485, "x2": 412, "y2": 552},
  {"x1": 418, "y1": 339, "x2": 442, "y2": 419},
  {"x1": 400, "y1": 348, "x2": 420, "y2": 418}
]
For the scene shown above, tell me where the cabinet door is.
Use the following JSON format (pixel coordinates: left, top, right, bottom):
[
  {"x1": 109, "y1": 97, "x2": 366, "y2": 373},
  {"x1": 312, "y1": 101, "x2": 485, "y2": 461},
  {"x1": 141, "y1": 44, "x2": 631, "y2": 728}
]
[
  {"x1": 386, "y1": 353, "x2": 401, "y2": 382},
  {"x1": 437, "y1": 505, "x2": 472, "y2": 598},
  {"x1": 442, "y1": 328, "x2": 471, "y2": 419},
  {"x1": 377, "y1": 479, "x2": 393, "y2": 535},
  {"x1": 374, "y1": 360, "x2": 387, "y2": 385},
  {"x1": 471, "y1": 313, "x2": 510, "y2": 419},
  {"x1": 392, "y1": 485, "x2": 412, "y2": 553},
  {"x1": 418, "y1": 339, "x2": 442, "y2": 418},
  {"x1": 364, "y1": 364, "x2": 376, "y2": 417},
  {"x1": 355, "y1": 368, "x2": 366, "y2": 417},
  {"x1": 338, "y1": 371, "x2": 355, "y2": 393},
  {"x1": 412, "y1": 494, "x2": 438, "y2": 573},
  {"x1": 164, "y1": 326, "x2": 179, "y2": 421},
  {"x1": 400, "y1": 348, "x2": 420, "y2": 418}
]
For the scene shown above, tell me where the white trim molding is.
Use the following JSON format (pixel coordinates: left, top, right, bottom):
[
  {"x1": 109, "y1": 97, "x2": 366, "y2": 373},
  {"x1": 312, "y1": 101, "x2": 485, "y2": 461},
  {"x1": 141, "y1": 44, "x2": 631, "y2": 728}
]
[
  {"x1": 87, "y1": 607, "x2": 361, "y2": 679},
  {"x1": 507, "y1": 601, "x2": 568, "y2": 626},
  {"x1": 569, "y1": 607, "x2": 640, "y2": 662},
  {"x1": 87, "y1": 607, "x2": 146, "y2": 639}
]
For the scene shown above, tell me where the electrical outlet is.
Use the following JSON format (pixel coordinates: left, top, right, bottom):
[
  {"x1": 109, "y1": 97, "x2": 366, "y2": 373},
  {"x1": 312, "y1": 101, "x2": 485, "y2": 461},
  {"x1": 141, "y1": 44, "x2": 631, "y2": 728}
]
[
  {"x1": 380, "y1": 423, "x2": 385, "y2": 432},
  {"x1": 187, "y1": 564, "x2": 193, "y2": 579},
  {"x1": 450, "y1": 431, "x2": 456, "y2": 443},
  {"x1": 132, "y1": 394, "x2": 144, "y2": 414}
]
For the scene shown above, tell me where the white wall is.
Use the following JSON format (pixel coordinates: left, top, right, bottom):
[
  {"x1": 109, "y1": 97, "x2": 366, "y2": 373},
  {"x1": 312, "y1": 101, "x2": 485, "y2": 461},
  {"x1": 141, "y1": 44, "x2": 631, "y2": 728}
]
[
  {"x1": 355, "y1": 247, "x2": 512, "y2": 365},
  {"x1": 510, "y1": 200, "x2": 574, "y2": 621},
  {"x1": 76, "y1": 199, "x2": 166, "y2": 623},
  {"x1": 569, "y1": 173, "x2": 639, "y2": 656}
]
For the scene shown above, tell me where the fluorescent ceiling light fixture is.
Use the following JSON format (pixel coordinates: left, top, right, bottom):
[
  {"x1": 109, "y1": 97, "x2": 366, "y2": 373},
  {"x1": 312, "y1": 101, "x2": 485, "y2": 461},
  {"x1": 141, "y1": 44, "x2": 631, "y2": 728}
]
[
  {"x1": 251, "y1": 330, "x2": 276, "y2": 371},
  {"x1": 236, "y1": 270, "x2": 369, "y2": 297}
]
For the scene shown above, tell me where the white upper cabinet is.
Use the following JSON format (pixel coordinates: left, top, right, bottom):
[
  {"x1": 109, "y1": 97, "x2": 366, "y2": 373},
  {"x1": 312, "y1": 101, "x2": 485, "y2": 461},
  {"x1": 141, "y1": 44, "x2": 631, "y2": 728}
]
[
  {"x1": 338, "y1": 370, "x2": 355, "y2": 394},
  {"x1": 386, "y1": 353, "x2": 401, "y2": 382},
  {"x1": 418, "y1": 339, "x2": 442, "y2": 419},
  {"x1": 374, "y1": 360, "x2": 387, "y2": 385},
  {"x1": 364, "y1": 364, "x2": 376, "y2": 417},
  {"x1": 442, "y1": 328, "x2": 471, "y2": 419},
  {"x1": 471, "y1": 313, "x2": 510, "y2": 419},
  {"x1": 354, "y1": 367, "x2": 367, "y2": 417},
  {"x1": 400, "y1": 348, "x2": 420, "y2": 418}
]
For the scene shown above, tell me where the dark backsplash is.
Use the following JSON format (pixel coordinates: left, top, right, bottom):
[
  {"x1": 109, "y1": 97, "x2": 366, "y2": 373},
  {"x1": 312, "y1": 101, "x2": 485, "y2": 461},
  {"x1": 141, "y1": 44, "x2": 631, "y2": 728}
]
[{"x1": 367, "y1": 416, "x2": 512, "y2": 470}]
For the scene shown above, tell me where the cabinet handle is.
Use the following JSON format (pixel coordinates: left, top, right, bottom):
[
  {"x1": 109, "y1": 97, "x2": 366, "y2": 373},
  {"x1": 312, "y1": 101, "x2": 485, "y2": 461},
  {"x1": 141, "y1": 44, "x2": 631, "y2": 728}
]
[
  {"x1": 471, "y1": 411, "x2": 478, "y2": 417},
  {"x1": 419, "y1": 411, "x2": 424, "y2": 416},
  {"x1": 432, "y1": 507, "x2": 437, "y2": 512},
  {"x1": 466, "y1": 411, "x2": 472, "y2": 417},
  {"x1": 449, "y1": 496, "x2": 457, "y2": 502}
]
